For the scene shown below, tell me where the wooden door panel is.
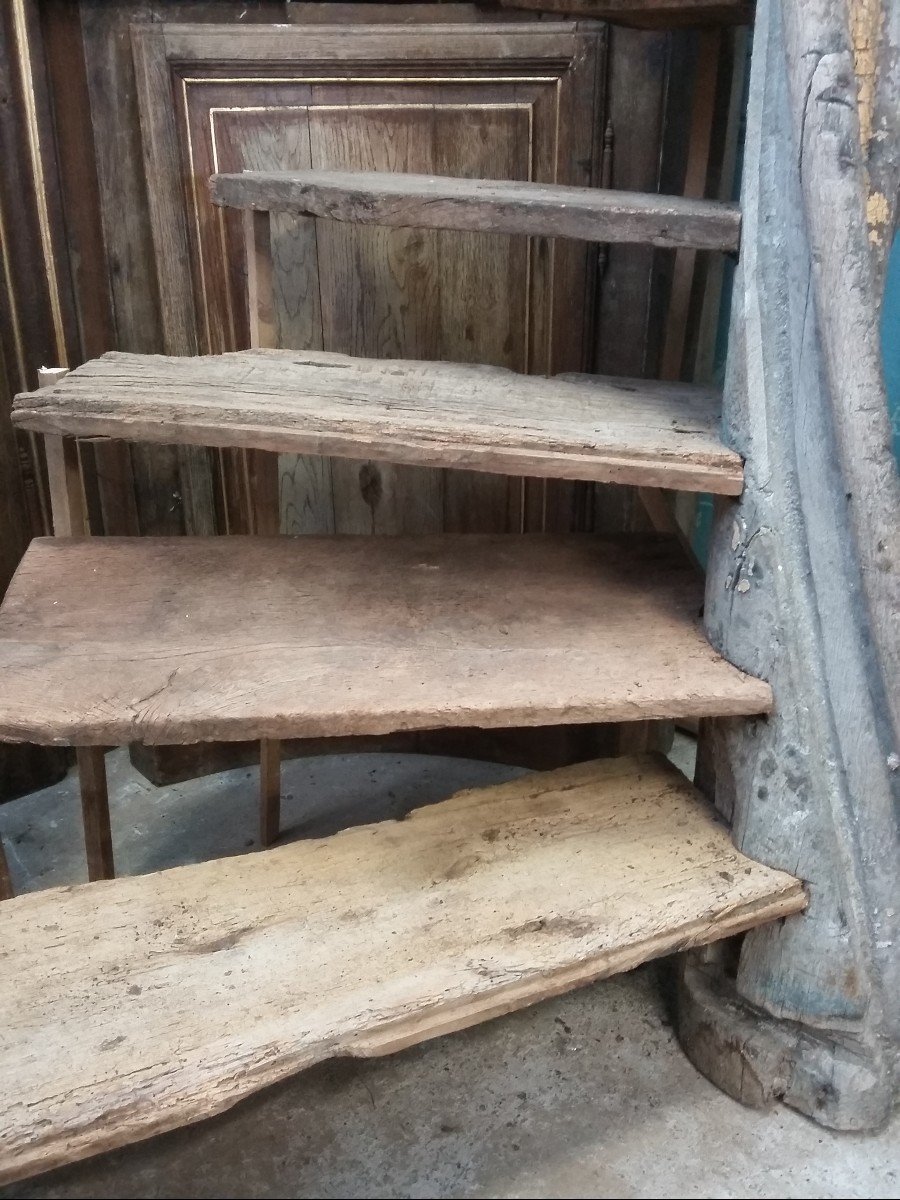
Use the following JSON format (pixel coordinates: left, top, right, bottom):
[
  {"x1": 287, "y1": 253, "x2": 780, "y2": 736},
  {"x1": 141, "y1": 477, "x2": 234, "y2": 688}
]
[{"x1": 137, "y1": 21, "x2": 606, "y2": 535}]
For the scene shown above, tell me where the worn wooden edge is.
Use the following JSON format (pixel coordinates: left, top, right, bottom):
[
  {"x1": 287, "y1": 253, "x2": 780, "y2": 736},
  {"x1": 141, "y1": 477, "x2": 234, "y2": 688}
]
[
  {"x1": 12, "y1": 353, "x2": 744, "y2": 496},
  {"x1": 0, "y1": 531, "x2": 772, "y2": 746},
  {"x1": 210, "y1": 171, "x2": 741, "y2": 251},
  {"x1": 0, "y1": 681, "x2": 772, "y2": 748},
  {"x1": 9, "y1": 414, "x2": 744, "y2": 495},
  {"x1": 0, "y1": 892, "x2": 803, "y2": 1188},
  {"x1": 154, "y1": 21, "x2": 588, "y2": 64},
  {"x1": 0, "y1": 753, "x2": 805, "y2": 1183}
]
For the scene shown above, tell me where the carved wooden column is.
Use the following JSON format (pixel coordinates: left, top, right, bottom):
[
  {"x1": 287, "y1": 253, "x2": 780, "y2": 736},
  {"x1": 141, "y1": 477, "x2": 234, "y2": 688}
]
[{"x1": 677, "y1": 0, "x2": 899, "y2": 1131}]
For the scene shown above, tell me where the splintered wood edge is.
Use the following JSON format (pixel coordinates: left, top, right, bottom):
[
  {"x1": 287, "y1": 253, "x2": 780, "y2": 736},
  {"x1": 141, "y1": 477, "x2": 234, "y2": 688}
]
[
  {"x1": 209, "y1": 172, "x2": 741, "y2": 251},
  {"x1": 8, "y1": 407, "x2": 745, "y2": 495},
  {"x1": 0, "y1": 882, "x2": 804, "y2": 1185}
]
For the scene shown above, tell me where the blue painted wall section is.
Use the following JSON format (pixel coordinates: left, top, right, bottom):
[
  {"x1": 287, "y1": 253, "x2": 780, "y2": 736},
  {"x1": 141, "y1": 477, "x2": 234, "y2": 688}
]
[{"x1": 882, "y1": 233, "x2": 900, "y2": 465}]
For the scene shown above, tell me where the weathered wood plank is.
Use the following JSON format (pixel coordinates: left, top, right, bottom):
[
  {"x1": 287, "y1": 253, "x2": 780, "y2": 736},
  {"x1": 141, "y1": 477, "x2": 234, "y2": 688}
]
[
  {"x1": 0, "y1": 752, "x2": 804, "y2": 1185},
  {"x1": 211, "y1": 170, "x2": 741, "y2": 251},
  {"x1": 14, "y1": 350, "x2": 743, "y2": 495},
  {"x1": 0, "y1": 534, "x2": 770, "y2": 746}
]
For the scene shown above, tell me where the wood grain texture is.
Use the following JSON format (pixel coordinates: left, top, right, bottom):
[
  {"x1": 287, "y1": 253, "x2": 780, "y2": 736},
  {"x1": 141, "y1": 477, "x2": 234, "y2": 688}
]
[
  {"x1": 677, "y1": 0, "x2": 899, "y2": 1132},
  {"x1": 0, "y1": 534, "x2": 771, "y2": 747},
  {"x1": 496, "y1": 0, "x2": 753, "y2": 27},
  {"x1": 212, "y1": 171, "x2": 741, "y2": 251},
  {"x1": 14, "y1": 350, "x2": 743, "y2": 495},
  {"x1": 0, "y1": 752, "x2": 804, "y2": 1184}
]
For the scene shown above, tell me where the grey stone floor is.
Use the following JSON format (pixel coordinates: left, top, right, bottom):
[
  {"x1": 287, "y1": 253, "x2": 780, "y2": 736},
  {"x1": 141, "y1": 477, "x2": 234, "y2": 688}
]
[{"x1": 0, "y1": 748, "x2": 897, "y2": 1199}]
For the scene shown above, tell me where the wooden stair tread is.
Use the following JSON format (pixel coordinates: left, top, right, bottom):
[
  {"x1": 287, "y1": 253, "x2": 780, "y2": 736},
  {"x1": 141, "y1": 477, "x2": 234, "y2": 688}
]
[
  {"x1": 210, "y1": 170, "x2": 741, "y2": 251},
  {"x1": 0, "y1": 753, "x2": 805, "y2": 1184},
  {"x1": 0, "y1": 534, "x2": 770, "y2": 746},
  {"x1": 13, "y1": 350, "x2": 743, "y2": 495}
]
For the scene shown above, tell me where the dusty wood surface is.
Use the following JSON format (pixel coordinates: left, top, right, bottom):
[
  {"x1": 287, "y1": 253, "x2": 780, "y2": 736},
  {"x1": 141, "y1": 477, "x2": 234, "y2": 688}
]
[
  {"x1": 14, "y1": 350, "x2": 742, "y2": 495},
  {"x1": 211, "y1": 171, "x2": 741, "y2": 251},
  {"x1": 0, "y1": 534, "x2": 770, "y2": 746},
  {"x1": 0, "y1": 753, "x2": 804, "y2": 1184}
]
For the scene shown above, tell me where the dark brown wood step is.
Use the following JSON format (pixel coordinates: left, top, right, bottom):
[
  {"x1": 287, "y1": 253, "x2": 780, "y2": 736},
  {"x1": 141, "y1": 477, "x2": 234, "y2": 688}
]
[
  {"x1": 210, "y1": 170, "x2": 741, "y2": 251},
  {"x1": 0, "y1": 534, "x2": 771, "y2": 747},
  {"x1": 496, "y1": 0, "x2": 753, "y2": 28},
  {"x1": 0, "y1": 752, "x2": 803, "y2": 1185},
  {"x1": 14, "y1": 350, "x2": 743, "y2": 495}
]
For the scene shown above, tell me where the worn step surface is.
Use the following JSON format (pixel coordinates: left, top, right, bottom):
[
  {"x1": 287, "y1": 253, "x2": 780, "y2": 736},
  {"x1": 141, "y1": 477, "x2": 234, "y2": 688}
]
[
  {"x1": 0, "y1": 534, "x2": 770, "y2": 746},
  {"x1": 13, "y1": 350, "x2": 743, "y2": 495},
  {"x1": 210, "y1": 170, "x2": 741, "y2": 251},
  {"x1": 0, "y1": 753, "x2": 805, "y2": 1184}
]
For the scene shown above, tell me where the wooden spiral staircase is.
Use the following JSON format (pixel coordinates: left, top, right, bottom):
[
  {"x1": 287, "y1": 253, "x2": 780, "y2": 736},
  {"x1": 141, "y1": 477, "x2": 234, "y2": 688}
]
[
  {"x1": 0, "y1": 0, "x2": 892, "y2": 1179},
  {"x1": 0, "y1": 158, "x2": 814, "y2": 1182}
]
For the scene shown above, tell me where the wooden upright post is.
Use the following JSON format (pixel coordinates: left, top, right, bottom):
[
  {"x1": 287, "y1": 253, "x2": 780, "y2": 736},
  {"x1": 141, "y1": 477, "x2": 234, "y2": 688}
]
[
  {"x1": 244, "y1": 209, "x2": 282, "y2": 845},
  {"x1": 0, "y1": 838, "x2": 13, "y2": 901},
  {"x1": 243, "y1": 209, "x2": 280, "y2": 536},
  {"x1": 259, "y1": 738, "x2": 281, "y2": 848},
  {"x1": 76, "y1": 747, "x2": 114, "y2": 882},
  {"x1": 38, "y1": 368, "x2": 87, "y2": 537}
]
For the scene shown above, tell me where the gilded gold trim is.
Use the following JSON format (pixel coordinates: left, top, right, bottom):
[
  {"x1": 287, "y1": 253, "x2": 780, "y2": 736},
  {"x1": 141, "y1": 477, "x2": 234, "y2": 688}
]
[
  {"x1": 185, "y1": 75, "x2": 558, "y2": 87},
  {"x1": 181, "y1": 76, "x2": 215, "y2": 353},
  {"x1": 11, "y1": 0, "x2": 67, "y2": 368}
]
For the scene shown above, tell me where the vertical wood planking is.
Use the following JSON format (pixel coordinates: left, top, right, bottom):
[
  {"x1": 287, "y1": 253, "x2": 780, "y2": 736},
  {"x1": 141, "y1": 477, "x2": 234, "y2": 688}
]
[
  {"x1": 39, "y1": 0, "x2": 139, "y2": 538},
  {"x1": 131, "y1": 22, "x2": 215, "y2": 536},
  {"x1": 236, "y1": 117, "x2": 333, "y2": 534},
  {"x1": 80, "y1": 2, "x2": 182, "y2": 536},
  {"x1": 659, "y1": 27, "x2": 722, "y2": 381},
  {"x1": 76, "y1": 746, "x2": 114, "y2": 882},
  {"x1": 310, "y1": 106, "x2": 444, "y2": 535},
  {"x1": 433, "y1": 108, "x2": 528, "y2": 534}
]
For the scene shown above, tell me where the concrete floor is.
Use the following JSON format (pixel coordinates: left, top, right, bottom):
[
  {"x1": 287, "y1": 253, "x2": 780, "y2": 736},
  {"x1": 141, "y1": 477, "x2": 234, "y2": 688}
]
[{"x1": 1, "y1": 749, "x2": 897, "y2": 1199}]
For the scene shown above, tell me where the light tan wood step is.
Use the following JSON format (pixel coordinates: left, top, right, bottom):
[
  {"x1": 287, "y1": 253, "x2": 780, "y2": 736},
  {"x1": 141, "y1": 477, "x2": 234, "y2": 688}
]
[
  {"x1": 0, "y1": 753, "x2": 805, "y2": 1184},
  {"x1": 13, "y1": 350, "x2": 743, "y2": 495},
  {"x1": 0, "y1": 534, "x2": 770, "y2": 746},
  {"x1": 211, "y1": 170, "x2": 741, "y2": 251}
]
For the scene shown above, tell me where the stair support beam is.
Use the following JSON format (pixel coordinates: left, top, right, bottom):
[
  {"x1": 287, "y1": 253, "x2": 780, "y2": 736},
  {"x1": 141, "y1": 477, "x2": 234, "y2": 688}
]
[{"x1": 676, "y1": 0, "x2": 899, "y2": 1131}]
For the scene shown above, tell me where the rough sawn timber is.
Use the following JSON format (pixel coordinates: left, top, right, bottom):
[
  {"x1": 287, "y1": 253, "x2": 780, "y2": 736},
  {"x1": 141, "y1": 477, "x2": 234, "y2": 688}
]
[
  {"x1": 0, "y1": 535, "x2": 771, "y2": 746},
  {"x1": 210, "y1": 171, "x2": 741, "y2": 251},
  {"x1": 12, "y1": 350, "x2": 743, "y2": 496},
  {"x1": 0, "y1": 753, "x2": 806, "y2": 1184}
]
